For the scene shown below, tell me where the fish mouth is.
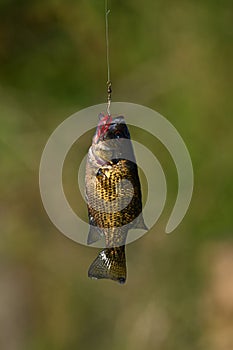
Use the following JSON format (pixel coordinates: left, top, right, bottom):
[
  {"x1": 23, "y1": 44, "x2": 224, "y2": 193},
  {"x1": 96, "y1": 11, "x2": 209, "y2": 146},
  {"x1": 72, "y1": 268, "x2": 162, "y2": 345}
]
[
  {"x1": 94, "y1": 114, "x2": 130, "y2": 144},
  {"x1": 104, "y1": 121, "x2": 130, "y2": 140}
]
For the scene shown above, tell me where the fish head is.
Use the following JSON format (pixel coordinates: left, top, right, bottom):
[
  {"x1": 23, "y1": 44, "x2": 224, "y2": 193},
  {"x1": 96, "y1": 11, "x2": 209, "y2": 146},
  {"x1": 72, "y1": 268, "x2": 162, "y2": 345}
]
[{"x1": 90, "y1": 113, "x2": 134, "y2": 166}]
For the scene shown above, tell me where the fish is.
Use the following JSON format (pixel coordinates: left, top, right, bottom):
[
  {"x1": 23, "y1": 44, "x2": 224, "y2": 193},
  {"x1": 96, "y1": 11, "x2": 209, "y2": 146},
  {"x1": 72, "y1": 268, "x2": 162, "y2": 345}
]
[{"x1": 85, "y1": 113, "x2": 147, "y2": 284}]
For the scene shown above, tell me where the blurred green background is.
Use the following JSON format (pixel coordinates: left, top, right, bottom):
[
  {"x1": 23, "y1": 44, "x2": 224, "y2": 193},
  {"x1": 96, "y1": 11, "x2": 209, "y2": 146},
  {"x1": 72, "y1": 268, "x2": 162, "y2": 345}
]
[{"x1": 0, "y1": 0, "x2": 232, "y2": 349}]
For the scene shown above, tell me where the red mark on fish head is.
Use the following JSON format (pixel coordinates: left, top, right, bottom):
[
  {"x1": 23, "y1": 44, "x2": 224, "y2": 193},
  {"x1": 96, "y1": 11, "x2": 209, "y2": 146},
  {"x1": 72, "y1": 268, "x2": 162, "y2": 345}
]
[{"x1": 95, "y1": 114, "x2": 112, "y2": 142}]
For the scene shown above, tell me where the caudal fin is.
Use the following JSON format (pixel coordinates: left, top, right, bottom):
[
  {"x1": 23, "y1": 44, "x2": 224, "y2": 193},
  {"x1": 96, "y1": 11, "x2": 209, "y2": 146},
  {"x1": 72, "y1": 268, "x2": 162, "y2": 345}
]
[{"x1": 88, "y1": 246, "x2": 126, "y2": 284}]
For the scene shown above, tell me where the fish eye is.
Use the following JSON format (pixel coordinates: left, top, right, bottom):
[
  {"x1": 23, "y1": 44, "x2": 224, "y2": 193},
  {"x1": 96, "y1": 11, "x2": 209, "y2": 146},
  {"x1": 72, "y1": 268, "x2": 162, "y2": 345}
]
[{"x1": 96, "y1": 169, "x2": 103, "y2": 177}]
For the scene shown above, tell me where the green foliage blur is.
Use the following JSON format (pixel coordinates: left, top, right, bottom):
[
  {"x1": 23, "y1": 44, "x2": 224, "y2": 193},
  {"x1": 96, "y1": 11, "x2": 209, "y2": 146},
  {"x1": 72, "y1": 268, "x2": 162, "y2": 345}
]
[{"x1": 0, "y1": 1, "x2": 232, "y2": 349}]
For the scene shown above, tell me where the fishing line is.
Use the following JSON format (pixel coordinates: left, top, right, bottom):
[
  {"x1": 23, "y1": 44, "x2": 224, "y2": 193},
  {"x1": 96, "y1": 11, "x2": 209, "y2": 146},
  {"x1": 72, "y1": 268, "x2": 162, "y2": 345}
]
[{"x1": 105, "y1": 0, "x2": 112, "y2": 115}]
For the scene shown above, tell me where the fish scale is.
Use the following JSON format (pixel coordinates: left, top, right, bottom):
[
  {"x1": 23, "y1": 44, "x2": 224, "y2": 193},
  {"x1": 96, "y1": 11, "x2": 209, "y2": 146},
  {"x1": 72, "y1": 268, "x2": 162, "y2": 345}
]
[{"x1": 87, "y1": 159, "x2": 141, "y2": 232}]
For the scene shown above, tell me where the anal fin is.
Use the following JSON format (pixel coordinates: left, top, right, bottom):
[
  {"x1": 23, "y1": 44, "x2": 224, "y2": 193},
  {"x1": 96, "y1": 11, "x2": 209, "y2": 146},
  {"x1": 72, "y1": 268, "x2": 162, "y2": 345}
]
[{"x1": 87, "y1": 225, "x2": 104, "y2": 245}]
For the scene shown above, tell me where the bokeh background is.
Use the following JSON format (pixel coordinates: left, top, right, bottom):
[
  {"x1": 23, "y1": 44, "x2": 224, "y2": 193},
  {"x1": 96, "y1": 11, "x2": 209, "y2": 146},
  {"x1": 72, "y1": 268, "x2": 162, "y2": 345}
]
[{"x1": 0, "y1": 0, "x2": 232, "y2": 349}]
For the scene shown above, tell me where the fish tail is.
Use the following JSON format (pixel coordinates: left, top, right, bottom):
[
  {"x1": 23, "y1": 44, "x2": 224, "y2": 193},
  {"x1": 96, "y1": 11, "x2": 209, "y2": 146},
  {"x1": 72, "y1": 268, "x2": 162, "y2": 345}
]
[{"x1": 88, "y1": 246, "x2": 126, "y2": 284}]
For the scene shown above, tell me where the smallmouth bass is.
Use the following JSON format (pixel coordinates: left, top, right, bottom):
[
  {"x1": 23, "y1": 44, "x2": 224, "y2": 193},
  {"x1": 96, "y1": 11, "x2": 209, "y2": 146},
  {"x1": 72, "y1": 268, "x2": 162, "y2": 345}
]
[{"x1": 85, "y1": 113, "x2": 147, "y2": 284}]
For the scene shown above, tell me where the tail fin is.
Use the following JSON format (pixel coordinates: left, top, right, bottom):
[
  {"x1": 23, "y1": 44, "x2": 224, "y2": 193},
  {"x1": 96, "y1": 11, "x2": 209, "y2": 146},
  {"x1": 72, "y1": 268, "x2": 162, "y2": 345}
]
[{"x1": 88, "y1": 246, "x2": 126, "y2": 284}]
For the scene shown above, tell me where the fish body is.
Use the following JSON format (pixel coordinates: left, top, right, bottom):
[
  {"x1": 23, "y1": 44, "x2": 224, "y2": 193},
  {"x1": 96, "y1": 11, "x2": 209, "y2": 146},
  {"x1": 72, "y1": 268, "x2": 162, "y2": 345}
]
[{"x1": 85, "y1": 114, "x2": 147, "y2": 284}]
